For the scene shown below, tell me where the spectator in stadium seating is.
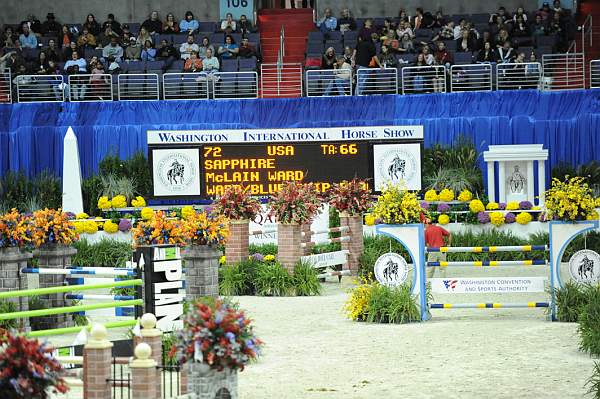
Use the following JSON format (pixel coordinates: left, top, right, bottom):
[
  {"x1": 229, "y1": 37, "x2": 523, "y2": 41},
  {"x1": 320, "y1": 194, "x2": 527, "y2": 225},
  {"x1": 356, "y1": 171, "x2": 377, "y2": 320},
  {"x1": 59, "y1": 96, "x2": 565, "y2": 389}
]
[
  {"x1": 184, "y1": 50, "x2": 203, "y2": 72},
  {"x1": 180, "y1": 35, "x2": 199, "y2": 60},
  {"x1": 0, "y1": 51, "x2": 22, "y2": 73},
  {"x1": 359, "y1": 19, "x2": 376, "y2": 41},
  {"x1": 98, "y1": 26, "x2": 120, "y2": 48},
  {"x1": 530, "y1": 14, "x2": 548, "y2": 37},
  {"x1": 34, "y1": 50, "x2": 49, "y2": 74},
  {"x1": 413, "y1": 8, "x2": 424, "y2": 30},
  {"x1": 466, "y1": 22, "x2": 481, "y2": 40},
  {"x1": 432, "y1": 21, "x2": 454, "y2": 42},
  {"x1": 141, "y1": 40, "x2": 156, "y2": 61},
  {"x1": 491, "y1": 7, "x2": 511, "y2": 25},
  {"x1": 343, "y1": 46, "x2": 355, "y2": 67},
  {"x1": 317, "y1": 8, "x2": 337, "y2": 34},
  {"x1": 157, "y1": 39, "x2": 178, "y2": 71},
  {"x1": 87, "y1": 56, "x2": 99, "y2": 73},
  {"x1": 525, "y1": 52, "x2": 540, "y2": 78},
  {"x1": 477, "y1": 30, "x2": 495, "y2": 49},
  {"x1": 163, "y1": 13, "x2": 180, "y2": 34},
  {"x1": 125, "y1": 37, "x2": 142, "y2": 60},
  {"x1": 354, "y1": 35, "x2": 376, "y2": 95},
  {"x1": 453, "y1": 18, "x2": 466, "y2": 40},
  {"x1": 398, "y1": 9, "x2": 410, "y2": 24},
  {"x1": 103, "y1": 37, "x2": 124, "y2": 62},
  {"x1": 537, "y1": 2, "x2": 552, "y2": 20},
  {"x1": 45, "y1": 39, "x2": 62, "y2": 62},
  {"x1": 552, "y1": 0, "x2": 563, "y2": 14},
  {"x1": 513, "y1": 7, "x2": 528, "y2": 23},
  {"x1": 63, "y1": 41, "x2": 79, "y2": 61},
  {"x1": 60, "y1": 25, "x2": 74, "y2": 48},
  {"x1": 90, "y1": 62, "x2": 110, "y2": 100},
  {"x1": 77, "y1": 28, "x2": 97, "y2": 49},
  {"x1": 476, "y1": 41, "x2": 497, "y2": 63},
  {"x1": 239, "y1": 37, "x2": 258, "y2": 59},
  {"x1": 397, "y1": 33, "x2": 415, "y2": 53},
  {"x1": 421, "y1": 45, "x2": 435, "y2": 65},
  {"x1": 456, "y1": 30, "x2": 477, "y2": 52},
  {"x1": 221, "y1": 13, "x2": 237, "y2": 34},
  {"x1": 321, "y1": 47, "x2": 336, "y2": 69},
  {"x1": 374, "y1": 44, "x2": 397, "y2": 68},
  {"x1": 430, "y1": 11, "x2": 445, "y2": 28},
  {"x1": 121, "y1": 24, "x2": 132, "y2": 40},
  {"x1": 495, "y1": 28, "x2": 511, "y2": 48},
  {"x1": 512, "y1": 16, "x2": 530, "y2": 38},
  {"x1": 396, "y1": 20, "x2": 414, "y2": 39},
  {"x1": 19, "y1": 15, "x2": 41, "y2": 36},
  {"x1": 323, "y1": 56, "x2": 351, "y2": 96},
  {"x1": 202, "y1": 48, "x2": 220, "y2": 75},
  {"x1": 283, "y1": 0, "x2": 314, "y2": 8},
  {"x1": 198, "y1": 37, "x2": 215, "y2": 59},
  {"x1": 218, "y1": 35, "x2": 239, "y2": 59},
  {"x1": 136, "y1": 27, "x2": 153, "y2": 46},
  {"x1": 83, "y1": 14, "x2": 102, "y2": 36},
  {"x1": 180, "y1": 11, "x2": 199, "y2": 35},
  {"x1": 337, "y1": 8, "x2": 357, "y2": 33},
  {"x1": 380, "y1": 29, "x2": 398, "y2": 51},
  {"x1": 41, "y1": 13, "x2": 62, "y2": 36},
  {"x1": 496, "y1": 40, "x2": 516, "y2": 63},
  {"x1": 382, "y1": 19, "x2": 396, "y2": 34},
  {"x1": 238, "y1": 15, "x2": 255, "y2": 35},
  {"x1": 142, "y1": 11, "x2": 163, "y2": 35},
  {"x1": 103, "y1": 14, "x2": 123, "y2": 36},
  {"x1": 64, "y1": 50, "x2": 87, "y2": 72},
  {"x1": 19, "y1": 25, "x2": 37, "y2": 49},
  {"x1": 434, "y1": 41, "x2": 452, "y2": 67},
  {"x1": 2, "y1": 27, "x2": 16, "y2": 48}
]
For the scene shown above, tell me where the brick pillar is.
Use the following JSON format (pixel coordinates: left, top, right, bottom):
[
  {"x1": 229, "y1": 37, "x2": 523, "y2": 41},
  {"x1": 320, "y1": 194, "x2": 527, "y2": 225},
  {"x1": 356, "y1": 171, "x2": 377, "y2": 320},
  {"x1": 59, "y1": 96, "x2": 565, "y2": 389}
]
[
  {"x1": 225, "y1": 219, "x2": 249, "y2": 264},
  {"x1": 133, "y1": 313, "x2": 162, "y2": 384},
  {"x1": 301, "y1": 222, "x2": 312, "y2": 256},
  {"x1": 0, "y1": 247, "x2": 31, "y2": 331},
  {"x1": 83, "y1": 324, "x2": 113, "y2": 399},
  {"x1": 277, "y1": 223, "x2": 302, "y2": 273},
  {"x1": 34, "y1": 244, "x2": 76, "y2": 329},
  {"x1": 340, "y1": 213, "x2": 364, "y2": 275},
  {"x1": 183, "y1": 245, "x2": 220, "y2": 301},
  {"x1": 130, "y1": 343, "x2": 159, "y2": 399}
]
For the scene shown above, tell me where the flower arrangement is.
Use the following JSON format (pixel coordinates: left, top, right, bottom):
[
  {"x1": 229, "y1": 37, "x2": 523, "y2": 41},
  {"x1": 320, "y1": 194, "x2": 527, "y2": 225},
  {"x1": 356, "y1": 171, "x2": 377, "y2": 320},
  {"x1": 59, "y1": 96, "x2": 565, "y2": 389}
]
[
  {"x1": 264, "y1": 254, "x2": 276, "y2": 262},
  {"x1": 457, "y1": 189, "x2": 473, "y2": 202},
  {"x1": 30, "y1": 209, "x2": 78, "y2": 247},
  {"x1": 0, "y1": 209, "x2": 32, "y2": 249},
  {"x1": 170, "y1": 298, "x2": 263, "y2": 371},
  {"x1": 438, "y1": 188, "x2": 454, "y2": 202},
  {"x1": 97, "y1": 196, "x2": 112, "y2": 210},
  {"x1": 183, "y1": 210, "x2": 229, "y2": 246},
  {"x1": 140, "y1": 207, "x2": 154, "y2": 221},
  {"x1": 131, "y1": 196, "x2": 146, "y2": 207},
  {"x1": 344, "y1": 275, "x2": 374, "y2": 321},
  {"x1": 0, "y1": 331, "x2": 69, "y2": 397},
  {"x1": 498, "y1": 202, "x2": 507, "y2": 210},
  {"x1": 372, "y1": 183, "x2": 422, "y2": 224},
  {"x1": 83, "y1": 221, "x2": 98, "y2": 234},
  {"x1": 424, "y1": 189, "x2": 438, "y2": 201},
  {"x1": 132, "y1": 210, "x2": 187, "y2": 247},
  {"x1": 505, "y1": 212, "x2": 516, "y2": 224},
  {"x1": 420, "y1": 201, "x2": 430, "y2": 211},
  {"x1": 489, "y1": 212, "x2": 505, "y2": 227},
  {"x1": 519, "y1": 201, "x2": 533, "y2": 210},
  {"x1": 477, "y1": 212, "x2": 490, "y2": 224},
  {"x1": 180, "y1": 206, "x2": 196, "y2": 221},
  {"x1": 268, "y1": 181, "x2": 321, "y2": 225},
  {"x1": 588, "y1": 211, "x2": 599, "y2": 220},
  {"x1": 118, "y1": 219, "x2": 132, "y2": 232},
  {"x1": 219, "y1": 255, "x2": 227, "y2": 265},
  {"x1": 469, "y1": 200, "x2": 485, "y2": 213},
  {"x1": 486, "y1": 202, "x2": 499, "y2": 210},
  {"x1": 436, "y1": 203, "x2": 450, "y2": 213},
  {"x1": 438, "y1": 214, "x2": 450, "y2": 225},
  {"x1": 111, "y1": 195, "x2": 127, "y2": 209},
  {"x1": 506, "y1": 201, "x2": 519, "y2": 211},
  {"x1": 326, "y1": 178, "x2": 372, "y2": 216},
  {"x1": 103, "y1": 220, "x2": 119, "y2": 234},
  {"x1": 364, "y1": 214, "x2": 376, "y2": 226},
  {"x1": 75, "y1": 212, "x2": 89, "y2": 219},
  {"x1": 516, "y1": 212, "x2": 533, "y2": 225},
  {"x1": 212, "y1": 186, "x2": 262, "y2": 221},
  {"x1": 544, "y1": 176, "x2": 597, "y2": 221}
]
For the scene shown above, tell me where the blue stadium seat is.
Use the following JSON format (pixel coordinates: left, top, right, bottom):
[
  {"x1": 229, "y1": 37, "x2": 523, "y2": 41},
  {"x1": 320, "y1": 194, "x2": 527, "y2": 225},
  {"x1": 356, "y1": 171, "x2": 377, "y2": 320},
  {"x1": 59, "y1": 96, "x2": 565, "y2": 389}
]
[
  {"x1": 454, "y1": 52, "x2": 474, "y2": 65},
  {"x1": 238, "y1": 57, "x2": 257, "y2": 72},
  {"x1": 210, "y1": 33, "x2": 225, "y2": 45},
  {"x1": 308, "y1": 31, "x2": 324, "y2": 42},
  {"x1": 306, "y1": 42, "x2": 324, "y2": 55},
  {"x1": 157, "y1": 34, "x2": 174, "y2": 44},
  {"x1": 471, "y1": 13, "x2": 490, "y2": 24},
  {"x1": 343, "y1": 31, "x2": 358, "y2": 43},
  {"x1": 326, "y1": 31, "x2": 342, "y2": 41},
  {"x1": 126, "y1": 61, "x2": 146, "y2": 72},
  {"x1": 198, "y1": 22, "x2": 217, "y2": 32},
  {"x1": 167, "y1": 60, "x2": 185, "y2": 71},
  {"x1": 221, "y1": 58, "x2": 238, "y2": 72}
]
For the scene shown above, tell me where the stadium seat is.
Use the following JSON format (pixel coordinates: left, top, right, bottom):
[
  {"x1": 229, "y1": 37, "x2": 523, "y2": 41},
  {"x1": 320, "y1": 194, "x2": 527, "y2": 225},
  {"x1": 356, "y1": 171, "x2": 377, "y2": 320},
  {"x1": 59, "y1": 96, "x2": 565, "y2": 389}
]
[
  {"x1": 210, "y1": 33, "x2": 225, "y2": 45},
  {"x1": 471, "y1": 13, "x2": 490, "y2": 24},
  {"x1": 198, "y1": 22, "x2": 217, "y2": 32},
  {"x1": 221, "y1": 58, "x2": 238, "y2": 72},
  {"x1": 454, "y1": 52, "x2": 474, "y2": 65},
  {"x1": 238, "y1": 57, "x2": 257, "y2": 72},
  {"x1": 443, "y1": 40, "x2": 457, "y2": 51},
  {"x1": 308, "y1": 31, "x2": 324, "y2": 42},
  {"x1": 306, "y1": 42, "x2": 324, "y2": 55},
  {"x1": 157, "y1": 34, "x2": 174, "y2": 44},
  {"x1": 326, "y1": 31, "x2": 342, "y2": 41},
  {"x1": 126, "y1": 61, "x2": 146, "y2": 73},
  {"x1": 343, "y1": 31, "x2": 358, "y2": 43},
  {"x1": 167, "y1": 60, "x2": 185, "y2": 72}
]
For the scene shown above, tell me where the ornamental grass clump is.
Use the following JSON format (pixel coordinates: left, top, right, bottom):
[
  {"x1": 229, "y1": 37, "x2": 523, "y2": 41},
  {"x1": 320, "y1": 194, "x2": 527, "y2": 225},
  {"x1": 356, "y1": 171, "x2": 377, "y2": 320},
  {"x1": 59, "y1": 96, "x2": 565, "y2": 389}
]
[
  {"x1": 253, "y1": 262, "x2": 293, "y2": 296},
  {"x1": 372, "y1": 183, "x2": 422, "y2": 224},
  {"x1": 586, "y1": 361, "x2": 600, "y2": 399},
  {"x1": 545, "y1": 176, "x2": 597, "y2": 221},
  {"x1": 578, "y1": 284, "x2": 600, "y2": 357},
  {"x1": 326, "y1": 178, "x2": 372, "y2": 216},
  {"x1": 292, "y1": 260, "x2": 322, "y2": 296},
  {"x1": 213, "y1": 185, "x2": 262, "y2": 220},
  {"x1": 552, "y1": 281, "x2": 589, "y2": 322},
  {"x1": 268, "y1": 181, "x2": 322, "y2": 224}
]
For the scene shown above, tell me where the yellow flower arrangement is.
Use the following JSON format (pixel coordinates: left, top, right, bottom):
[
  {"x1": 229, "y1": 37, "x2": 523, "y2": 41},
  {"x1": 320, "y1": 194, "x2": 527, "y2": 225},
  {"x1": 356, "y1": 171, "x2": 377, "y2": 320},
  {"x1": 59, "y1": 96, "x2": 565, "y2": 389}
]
[
  {"x1": 76, "y1": 212, "x2": 89, "y2": 220},
  {"x1": 111, "y1": 195, "x2": 127, "y2": 209},
  {"x1": 438, "y1": 214, "x2": 450, "y2": 225},
  {"x1": 364, "y1": 213, "x2": 375, "y2": 226},
  {"x1": 544, "y1": 176, "x2": 597, "y2": 221},
  {"x1": 181, "y1": 206, "x2": 196, "y2": 221},
  {"x1": 97, "y1": 196, "x2": 112, "y2": 210},
  {"x1": 84, "y1": 221, "x2": 98, "y2": 234},
  {"x1": 506, "y1": 201, "x2": 519, "y2": 211},
  {"x1": 489, "y1": 212, "x2": 505, "y2": 227},
  {"x1": 345, "y1": 275, "x2": 374, "y2": 321},
  {"x1": 94, "y1": 217, "x2": 104, "y2": 229},
  {"x1": 0, "y1": 209, "x2": 32, "y2": 249},
  {"x1": 141, "y1": 207, "x2": 154, "y2": 221},
  {"x1": 486, "y1": 202, "x2": 499, "y2": 210},
  {"x1": 131, "y1": 196, "x2": 146, "y2": 207},
  {"x1": 438, "y1": 189, "x2": 455, "y2": 202},
  {"x1": 264, "y1": 254, "x2": 276, "y2": 262},
  {"x1": 219, "y1": 255, "x2": 227, "y2": 265},
  {"x1": 372, "y1": 183, "x2": 422, "y2": 224},
  {"x1": 516, "y1": 212, "x2": 532, "y2": 225},
  {"x1": 183, "y1": 211, "x2": 229, "y2": 246},
  {"x1": 469, "y1": 199, "x2": 485, "y2": 213},
  {"x1": 595, "y1": 197, "x2": 600, "y2": 208},
  {"x1": 132, "y1": 210, "x2": 188, "y2": 247},
  {"x1": 532, "y1": 206, "x2": 541, "y2": 211},
  {"x1": 587, "y1": 211, "x2": 599, "y2": 220},
  {"x1": 457, "y1": 190, "x2": 473, "y2": 202},
  {"x1": 424, "y1": 189, "x2": 438, "y2": 201},
  {"x1": 103, "y1": 220, "x2": 119, "y2": 234},
  {"x1": 73, "y1": 221, "x2": 86, "y2": 234},
  {"x1": 30, "y1": 208, "x2": 79, "y2": 247}
]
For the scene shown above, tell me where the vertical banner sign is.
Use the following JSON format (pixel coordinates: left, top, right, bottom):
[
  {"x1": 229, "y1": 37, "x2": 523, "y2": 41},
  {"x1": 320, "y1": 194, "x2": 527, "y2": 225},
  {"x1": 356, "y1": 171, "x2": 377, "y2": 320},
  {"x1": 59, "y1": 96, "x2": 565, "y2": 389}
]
[
  {"x1": 136, "y1": 245, "x2": 184, "y2": 331},
  {"x1": 220, "y1": 0, "x2": 255, "y2": 22}
]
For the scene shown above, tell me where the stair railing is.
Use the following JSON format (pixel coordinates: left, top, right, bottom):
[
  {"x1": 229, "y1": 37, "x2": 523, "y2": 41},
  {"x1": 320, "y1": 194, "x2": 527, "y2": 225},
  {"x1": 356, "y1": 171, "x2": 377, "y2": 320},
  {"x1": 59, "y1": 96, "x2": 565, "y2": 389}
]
[
  {"x1": 581, "y1": 14, "x2": 593, "y2": 54},
  {"x1": 277, "y1": 25, "x2": 285, "y2": 87}
]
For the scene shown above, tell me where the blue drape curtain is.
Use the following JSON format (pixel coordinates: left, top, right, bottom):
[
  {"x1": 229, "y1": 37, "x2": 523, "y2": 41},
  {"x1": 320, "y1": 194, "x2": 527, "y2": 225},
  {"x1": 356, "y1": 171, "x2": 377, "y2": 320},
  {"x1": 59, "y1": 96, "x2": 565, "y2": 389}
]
[{"x1": 1, "y1": 90, "x2": 599, "y2": 186}]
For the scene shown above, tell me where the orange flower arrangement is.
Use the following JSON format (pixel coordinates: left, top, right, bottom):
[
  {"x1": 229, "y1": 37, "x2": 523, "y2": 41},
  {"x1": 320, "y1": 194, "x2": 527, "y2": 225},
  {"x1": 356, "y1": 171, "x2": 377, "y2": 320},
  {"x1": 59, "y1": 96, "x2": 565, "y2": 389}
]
[
  {"x1": 0, "y1": 209, "x2": 32, "y2": 249},
  {"x1": 30, "y1": 209, "x2": 79, "y2": 247},
  {"x1": 183, "y1": 210, "x2": 229, "y2": 246},
  {"x1": 132, "y1": 210, "x2": 187, "y2": 247}
]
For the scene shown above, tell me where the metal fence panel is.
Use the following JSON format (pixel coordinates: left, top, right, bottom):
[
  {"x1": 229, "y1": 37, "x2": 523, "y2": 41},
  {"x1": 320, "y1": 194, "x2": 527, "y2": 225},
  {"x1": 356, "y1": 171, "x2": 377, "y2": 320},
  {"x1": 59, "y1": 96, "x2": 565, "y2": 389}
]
[
  {"x1": 16, "y1": 74, "x2": 64, "y2": 102},
  {"x1": 305, "y1": 69, "x2": 352, "y2": 97},
  {"x1": 355, "y1": 67, "x2": 398, "y2": 96},
  {"x1": 68, "y1": 74, "x2": 113, "y2": 102},
  {"x1": 400, "y1": 65, "x2": 446, "y2": 94},
  {"x1": 260, "y1": 63, "x2": 303, "y2": 98},
  {"x1": 213, "y1": 71, "x2": 258, "y2": 100},
  {"x1": 450, "y1": 64, "x2": 492, "y2": 92},
  {"x1": 118, "y1": 73, "x2": 159, "y2": 101},
  {"x1": 162, "y1": 72, "x2": 210, "y2": 101},
  {"x1": 0, "y1": 68, "x2": 11, "y2": 103},
  {"x1": 590, "y1": 60, "x2": 600, "y2": 89},
  {"x1": 541, "y1": 53, "x2": 585, "y2": 90},
  {"x1": 496, "y1": 62, "x2": 542, "y2": 90}
]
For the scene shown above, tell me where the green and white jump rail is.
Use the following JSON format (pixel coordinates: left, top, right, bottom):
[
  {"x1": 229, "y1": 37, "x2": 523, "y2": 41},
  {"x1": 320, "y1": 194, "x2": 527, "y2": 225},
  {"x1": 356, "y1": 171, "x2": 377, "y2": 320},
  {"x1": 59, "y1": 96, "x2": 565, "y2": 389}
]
[
  {"x1": 0, "y1": 279, "x2": 143, "y2": 299},
  {"x1": 26, "y1": 320, "x2": 138, "y2": 338}
]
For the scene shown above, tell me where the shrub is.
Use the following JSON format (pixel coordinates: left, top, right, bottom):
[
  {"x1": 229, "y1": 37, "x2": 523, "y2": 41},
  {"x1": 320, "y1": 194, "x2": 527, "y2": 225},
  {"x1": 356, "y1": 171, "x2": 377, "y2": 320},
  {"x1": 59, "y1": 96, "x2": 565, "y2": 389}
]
[
  {"x1": 219, "y1": 259, "x2": 259, "y2": 296},
  {"x1": 586, "y1": 361, "x2": 600, "y2": 399},
  {"x1": 254, "y1": 262, "x2": 293, "y2": 296},
  {"x1": 249, "y1": 243, "x2": 278, "y2": 256},
  {"x1": 366, "y1": 283, "x2": 421, "y2": 324},
  {"x1": 81, "y1": 175, "x2": 102, "y2": 215},
  {"x1": 552, "y1": 281, "x2": 588, "y2": 322},
  {"x1": 578, "y1": 284, "x2": 600, "y2": 357},
  {"x1": 72, "y1": 239, "x2": 132, "y2": 268},
  {"x1": 0, "y1": 300, "x2": 18, "y2": 330},
  {"x1": 292, "y1": 260, "x2": 322, "y2": 296}
]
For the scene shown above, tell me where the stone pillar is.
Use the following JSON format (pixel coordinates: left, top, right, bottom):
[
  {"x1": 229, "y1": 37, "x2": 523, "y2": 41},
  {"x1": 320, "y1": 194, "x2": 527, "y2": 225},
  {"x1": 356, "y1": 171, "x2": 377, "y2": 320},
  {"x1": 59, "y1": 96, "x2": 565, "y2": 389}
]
[
  {"x1": 130, "y1": 343, "x2": 159, "y2": 399},
  {"x1": 225, "y1": 220, "x2": 249, "y2": 264},
  {"x1": 0, "y1": 247, "x2": 32, "y2": 331},
  {"x1": 301, "y1": 222, "x2": 312, "y2": 256},
  {"x1": 33, "y1": 244, "x2": 76, "y2": 329},
  {"x1": 133, "y1": 314, "x2": 162, "y2": 384},
  {"x1": 277, "y1": 223, "x2": 302, "y2": 273},
  {"x1": 183, "y1": 245, "x2": 220, "y2": 301},
  {"x1": 83, "y1": 324, "x2": 113, "y2": 399},
  {"x1": 340, "y1": 213, "x2": 364, "y2": 275}
]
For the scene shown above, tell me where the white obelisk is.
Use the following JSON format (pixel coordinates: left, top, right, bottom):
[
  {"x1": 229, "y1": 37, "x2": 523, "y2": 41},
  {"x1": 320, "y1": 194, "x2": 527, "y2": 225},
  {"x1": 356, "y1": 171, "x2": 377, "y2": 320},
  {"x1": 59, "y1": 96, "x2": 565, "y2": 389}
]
[{"x1": 61, "y1": 126, "x2": 84, "y2": 214}]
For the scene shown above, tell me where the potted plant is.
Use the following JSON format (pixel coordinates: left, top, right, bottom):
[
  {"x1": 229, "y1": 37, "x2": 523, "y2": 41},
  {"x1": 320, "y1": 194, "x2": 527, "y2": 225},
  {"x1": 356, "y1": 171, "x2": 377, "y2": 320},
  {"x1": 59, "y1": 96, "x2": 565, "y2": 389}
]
[
  {"x1": 213, "y1": 186, "x2": 262, "y2": 264},
  {"x1": 170, "y1": 298, "x2": 263, "y2": 398},
  {"x1": 131, "y1": 210, "x2": 187, "y2": 247}
]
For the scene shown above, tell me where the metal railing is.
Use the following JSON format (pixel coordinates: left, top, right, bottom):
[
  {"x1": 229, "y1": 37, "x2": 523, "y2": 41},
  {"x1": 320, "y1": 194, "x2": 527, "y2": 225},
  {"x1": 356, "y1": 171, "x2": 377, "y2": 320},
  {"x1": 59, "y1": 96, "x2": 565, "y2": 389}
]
[
  {"x1": 591, "y1": 60, "x2": 600, "y2": 89},
  {"x1": 15, "y1": 74, "x2": 64, "y2": 102},
  {"x1": 582, "y1": 14, "x2": 593, "y2": 54},
  {"x1": 213, "y1": 71, "x2": 259, "y2": 99},
  {"x1": 542, "y1": 53, "x2": 585, "y2": 90},
  {"x1": 355, "y1": 67, "x2": 398, "y2": 96},
  {"x1": 305, "y1": 69, "x2": 352, "y2": 96},
  {"x1": 496, "y1": 62, "x2": 542, "y2": 90},
  {"x1": 260, "y1": 63, "x2": 303, "y2": 97},
  {"x1": 68, "y1": 74, "x2": 113, "y2": 102},
  {"x1": 400, "y1": 65, "x2": 446, "y2": 94},
  {"x1": 162, "y1": 72, "x2": 210, "y2": 100},
  {"x1": 0, "y1": 68, "x2": 11, "y2": 103},
  {"x1": 117, "y1": 73, "x2": 159, "y2": 101},
  {"x1": 450, "y1": 64, "x2": 493, "y2": 92}
]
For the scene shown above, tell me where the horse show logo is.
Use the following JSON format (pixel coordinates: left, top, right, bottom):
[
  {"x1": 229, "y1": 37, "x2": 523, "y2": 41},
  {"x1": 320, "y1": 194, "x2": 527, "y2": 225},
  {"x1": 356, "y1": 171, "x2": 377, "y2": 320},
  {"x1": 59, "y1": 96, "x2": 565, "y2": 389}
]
[
  {"x1": 157, "y1": 152, "x2": 197, "y2": 193},
  {"x1": 374, "y1": 253, "x2": 410, "y2": 287},
  {"x1": 569, "y1": 249, "x2": 600, "y2": 283},
  {"x1": 376, "y1": 148, "x2": 417, "y2": 185}
]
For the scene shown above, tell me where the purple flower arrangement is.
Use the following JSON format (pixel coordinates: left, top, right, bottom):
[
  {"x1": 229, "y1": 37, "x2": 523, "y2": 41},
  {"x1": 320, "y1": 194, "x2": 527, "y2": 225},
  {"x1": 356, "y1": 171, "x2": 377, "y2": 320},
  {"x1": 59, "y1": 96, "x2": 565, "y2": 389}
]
[
  {"x1": 504, "y1": 212, "x2": 516, "y2": 224},
  {"x1": 498, "y1": 203, "x2": 507, "y2": 210},
  {"x1": 437, "y1": 203, "x2": 451, "y2": 213},
  {"x1": 420, "y1": 201, "x2": 430, "y2": 210},
  {"x1": 118, "y1": 218, "x2": 132, "y2": 232},
  {"x1": 477, "y1": 212, "x2": 490, "y2": 224},
  {"x1": 251, "y1": 253, "x2": 264, "y2": 262},
  {"x1": 519, "y1": 201, "x2": 533, "y2": 210}
]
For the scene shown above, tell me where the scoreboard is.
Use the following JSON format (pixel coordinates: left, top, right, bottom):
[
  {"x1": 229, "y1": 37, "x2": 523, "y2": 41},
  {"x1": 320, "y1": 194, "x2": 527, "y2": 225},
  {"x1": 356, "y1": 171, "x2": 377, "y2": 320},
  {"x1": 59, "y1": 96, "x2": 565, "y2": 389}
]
[{"x1": 148, "y1": 126, "x2": 424, "y2": 199}]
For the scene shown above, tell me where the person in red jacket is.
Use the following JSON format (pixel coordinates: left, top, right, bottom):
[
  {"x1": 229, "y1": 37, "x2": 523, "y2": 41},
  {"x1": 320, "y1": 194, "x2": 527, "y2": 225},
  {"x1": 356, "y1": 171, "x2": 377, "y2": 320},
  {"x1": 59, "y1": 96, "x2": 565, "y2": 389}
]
[{"x1": 424, "y1": 215, "x2": 451, "y2": 278}]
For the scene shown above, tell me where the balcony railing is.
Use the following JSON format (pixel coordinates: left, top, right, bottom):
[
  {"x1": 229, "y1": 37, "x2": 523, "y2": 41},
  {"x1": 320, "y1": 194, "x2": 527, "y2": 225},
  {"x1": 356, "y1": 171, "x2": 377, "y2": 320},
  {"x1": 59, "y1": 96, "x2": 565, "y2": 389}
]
[
  {"x1": 496, "y1": 62, "x2": 542, "y2": 90},
  {"x1": 68, "y1": 74, "x2": 113, "y2": 102},
  {"x1": 305, "y1": 69, "x2": 352, "y2": 97}
]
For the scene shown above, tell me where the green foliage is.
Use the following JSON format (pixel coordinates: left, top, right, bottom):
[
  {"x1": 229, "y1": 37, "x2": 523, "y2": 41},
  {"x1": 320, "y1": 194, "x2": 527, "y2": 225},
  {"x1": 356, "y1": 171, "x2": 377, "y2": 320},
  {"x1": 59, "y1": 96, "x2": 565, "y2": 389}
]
[
  {"x1": 579, "y1": 284, "x2": 600, "y2": 357},
  {"x1": 311, "y1": 242, "x2": 341, "y2": 254},
  {"x1": 253, "y1": 262, "x2": 293, "y2": 296},
  {"x1": 424, "y1": 167, "x2": 483, "y2": 194},
  {"x1": 292, "y1": 260, "x2": 322, "y2": 296},
  {"x1": 98, "y1": 151, "x2": 154, "y2": 199},
  {"x1": 552, "y1": 160, "x2": 600, "y2": 192},
  {"x1": 366, "y1": 283, "x2": 420, "y2": 324},
  {"x1": 72, "y1": 238, "x2": 133, "y2": 268},
  {"x1": 31, "y1": 170, "x2": 62, "y2": 210},
  {"x1": 562, "y1": 232, "x2": 600, "y2": 261},
  {"x1": 329, "y1": 206, "x2": 341, "y2": 239},
  {"x1": 0, "y1": 300, "x2": 18, "y2": 330},
  {"x1": 28, "y1": 296, "x2": 46, "y2": 331},
  {"x1": 81, "y1": 175, "x2": 102, "y2": 215},
  {"x1": 70, "y1": 300, "x2": 89, "y2": 326},
  {"x1": 162, "y1": 332, "x2": 178, "y2": 366},
  {"x1": 0, "y1": 170, "x2": 61, "y2": 211},
  {"x1": 219, "y1": 259, "x2": 259, "y2": 296},
  {"x1": 552, "y1": 281, "x2": 589, "y2": 322},
  {"x1": 586, "y1": 362, "x2": 600, "y2": 399},
  {"x1": 100, "y1": 174, "x2": 136, "y2": 201},
  {"x1": 248, "y1": 243, "x2": 278, "y2": 256}
]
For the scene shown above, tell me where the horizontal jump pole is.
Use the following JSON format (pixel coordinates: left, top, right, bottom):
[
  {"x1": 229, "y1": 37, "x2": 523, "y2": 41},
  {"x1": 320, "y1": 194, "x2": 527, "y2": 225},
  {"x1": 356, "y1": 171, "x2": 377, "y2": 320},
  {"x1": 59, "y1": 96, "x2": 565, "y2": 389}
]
[
  {"x1": 427, "y1": 260, "x2": 547, "y2": 267},
  {"x1": 0, "y1": 299, "x2": 143, "y2": 321},
  {"x1": 21, "y1": 268, "x2": 137, "y2": 276},
  {"x1": 427, "y1": 245, "x2": 548, "y2": 253},
  {"x1": 430, "y1": 302, "x2": 549, "y2": 309},
  {"x1": 0, "y1": 279, "x2": 143, "y2": 299},
  {"x1": 302, "y1": 226, "x2": 350, "y2": 236},
  {"x1": 68, "y1": 266, "x2": 136, "y2": 271},
  {"x1": 65, "y1": 294, "x2": 136, "y2": 301},
  {"x1": 301, "y1": 236, "x2": 350, "y2": 248},
  {"x1": 317, "y1": 270, "x2": 351, "y2": 279},
  {"x1": 26, "y1": 319, "x2": 138, "y2": 338}
]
